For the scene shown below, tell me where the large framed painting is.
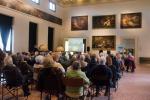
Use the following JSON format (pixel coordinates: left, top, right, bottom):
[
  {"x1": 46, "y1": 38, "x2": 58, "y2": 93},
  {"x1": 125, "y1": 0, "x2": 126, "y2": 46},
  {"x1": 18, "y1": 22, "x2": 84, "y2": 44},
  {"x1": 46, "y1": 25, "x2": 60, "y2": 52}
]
[
  {"x1": 92, "y1": 15, "x2": 116, "y2": 29},
  {"x1": 71, "y1": 16, "x2": 88, "y2": 31},
  {"x1": 121, "y1": 12, "x2": 142, "y2": 28},
  {"x1": 92, "y1": 36, "x2": 116, "y2": 50}
]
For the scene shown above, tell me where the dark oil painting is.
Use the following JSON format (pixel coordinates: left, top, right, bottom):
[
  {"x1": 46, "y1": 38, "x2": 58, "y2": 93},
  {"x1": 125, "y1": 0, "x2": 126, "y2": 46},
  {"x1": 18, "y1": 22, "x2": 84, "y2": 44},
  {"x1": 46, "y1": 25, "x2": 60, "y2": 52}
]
[
  {"x1": 92, "y1": 15, "x2": 116, "y2": 29},
  {"x1": 92, "y1": 36, "x2": 116, "y2": 50},
  {"x1": 121, "y1": 12, "x2": 142, "y2": 28},
  {"x1": 71, "y1": 16, "x2": 88, "y2": 31}
]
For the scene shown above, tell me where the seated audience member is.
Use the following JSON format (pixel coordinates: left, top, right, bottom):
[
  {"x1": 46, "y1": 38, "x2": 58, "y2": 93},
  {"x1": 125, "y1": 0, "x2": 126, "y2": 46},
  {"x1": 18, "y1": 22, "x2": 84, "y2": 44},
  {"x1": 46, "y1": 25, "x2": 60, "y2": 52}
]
[
  {"x1": 69, "y1": 54, "x2": 77, "y2": 65},
  {"x1": 23, "y1": 52, "x2": 34, "y2": 66},
  {"x1": 16, "y1": 55, "x2": 33, "y2": 96},
  {"x1": 52, "y1": 52, "x2": 65, "y2": 73},
  {"x1": 37, "y1": 56, "x2": 65, "y2": 95},
  {"x1": 79, "y1": 54, "x2": 88, "y2": 71},
  {"x1": 90, "y1": 58, "x2": 112, "y2": 96},
  {"x1": 125, "y1": 53, "x2": 136, "y2": 72},
  {"x1": 116, "y1": 53, "x2": 125, "y2": 72},
  {"x1": 65, "y1": 61, "x2": 90, "y2": 97},
  {"x1": 106, "y1": 56, "x2": 118, "y2": 87},
  {"x1": 34, "y1": 55, "x2": 44, "y2": 68},
  {"x1": 11, "y1": 52, "x2": 22, "y2": 66},
  {"x1": 86, "y1": 54, "x2": 98, "y2": 78},
  {"x1": 3, "y1": 55, "x2": 31, "y2": 96},
  {"x1": 59, "y1": 52, "x2": 70, "y2": 70},
  {"x1": 84, "y1": 53, "x2": 91, "y2": 64},
  {"x1": 111, "y1": 55, "x2": 121, "y2": 78},
  {"x1": 30, "y1": 51, "x2": 40, "y2": 66}
]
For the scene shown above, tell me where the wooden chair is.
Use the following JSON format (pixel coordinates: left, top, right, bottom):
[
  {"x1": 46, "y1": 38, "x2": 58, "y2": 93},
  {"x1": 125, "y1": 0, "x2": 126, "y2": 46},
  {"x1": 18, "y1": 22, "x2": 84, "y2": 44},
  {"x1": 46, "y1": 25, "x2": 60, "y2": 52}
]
[{"x1": 62, "y1": 77, "x2": 86, "y2": 100}]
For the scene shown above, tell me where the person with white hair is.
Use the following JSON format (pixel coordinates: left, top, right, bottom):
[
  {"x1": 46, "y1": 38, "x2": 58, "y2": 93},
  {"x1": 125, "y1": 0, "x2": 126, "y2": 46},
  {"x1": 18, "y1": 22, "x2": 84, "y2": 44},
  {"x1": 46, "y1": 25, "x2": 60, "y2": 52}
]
[
  {"x1": 99, "y1": 55, "x2": 106, "y2": 65},
  {"x1": 90, "y1": 56, "x2": 112, "y2": 96},
  {"x1": 79, "y1": 54, "x2": 88, "y2": 71},
  {"x1": 3, "y1": 54, "x2": 31, "y2": 96}
]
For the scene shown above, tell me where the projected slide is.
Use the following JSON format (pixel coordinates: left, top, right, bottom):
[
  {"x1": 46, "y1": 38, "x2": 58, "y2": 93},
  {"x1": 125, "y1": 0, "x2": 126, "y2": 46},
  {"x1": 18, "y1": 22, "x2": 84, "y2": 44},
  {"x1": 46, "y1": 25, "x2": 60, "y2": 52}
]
[{"x1": 65, "y1": 38, "x2": 84, "y2": 52}]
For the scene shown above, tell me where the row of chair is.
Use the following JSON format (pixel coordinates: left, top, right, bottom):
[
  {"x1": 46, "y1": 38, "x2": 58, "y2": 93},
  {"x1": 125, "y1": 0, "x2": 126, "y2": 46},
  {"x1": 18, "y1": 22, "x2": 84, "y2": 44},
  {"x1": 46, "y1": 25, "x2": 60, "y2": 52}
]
[{"x1": 1, "y1": 67, "x2": 118, "y2": 100}]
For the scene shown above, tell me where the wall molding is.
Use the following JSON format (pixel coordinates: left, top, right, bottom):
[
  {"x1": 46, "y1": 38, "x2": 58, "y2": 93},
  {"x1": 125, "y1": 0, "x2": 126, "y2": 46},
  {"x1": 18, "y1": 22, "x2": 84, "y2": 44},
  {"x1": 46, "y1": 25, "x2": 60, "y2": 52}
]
[
  {"x1": 0, "y1": 0, "x2": 62, "y2": 25},
  {"x1": 139, "y1": 57, "x2": 150, "y2": 64}
]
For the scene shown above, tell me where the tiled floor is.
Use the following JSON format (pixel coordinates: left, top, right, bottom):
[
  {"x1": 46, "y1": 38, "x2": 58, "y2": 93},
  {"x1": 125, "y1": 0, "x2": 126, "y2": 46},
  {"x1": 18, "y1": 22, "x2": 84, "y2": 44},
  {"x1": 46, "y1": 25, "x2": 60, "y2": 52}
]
[{"x1": 1, "y1": 64, "x2": 150, "y2": 100}]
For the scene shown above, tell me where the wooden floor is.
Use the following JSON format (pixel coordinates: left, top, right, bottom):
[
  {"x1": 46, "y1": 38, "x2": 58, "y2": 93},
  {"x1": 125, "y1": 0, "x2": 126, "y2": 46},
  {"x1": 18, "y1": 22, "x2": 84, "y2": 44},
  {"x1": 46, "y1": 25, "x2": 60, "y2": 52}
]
[{"x1": 1, "y1": 64, "x2": 150, "y2": 100}]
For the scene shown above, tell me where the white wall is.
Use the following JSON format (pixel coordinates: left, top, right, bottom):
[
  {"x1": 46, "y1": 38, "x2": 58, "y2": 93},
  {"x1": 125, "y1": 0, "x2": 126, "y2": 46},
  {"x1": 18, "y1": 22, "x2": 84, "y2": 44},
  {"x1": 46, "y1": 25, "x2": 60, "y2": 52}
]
[
  {"x1": 62, "y1": 0, "x2": 150, "y2": 59},
  {"x1": 1, "y1": 0, "x2": 150, "y2": 60},
  {"x1": 0, "y1": 0, "x2": 65, "y2": 53}
]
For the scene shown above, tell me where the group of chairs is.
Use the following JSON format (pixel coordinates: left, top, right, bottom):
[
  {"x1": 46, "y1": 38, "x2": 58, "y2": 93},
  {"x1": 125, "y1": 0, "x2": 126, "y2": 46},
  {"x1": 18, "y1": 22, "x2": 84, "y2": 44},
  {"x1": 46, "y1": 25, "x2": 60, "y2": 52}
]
[
  {"x1": 37, "y1": 67, "x2": 118, "y2": 100},
  {"x1": 0, "y1": 67, "x2": 119, "y2": 100}
]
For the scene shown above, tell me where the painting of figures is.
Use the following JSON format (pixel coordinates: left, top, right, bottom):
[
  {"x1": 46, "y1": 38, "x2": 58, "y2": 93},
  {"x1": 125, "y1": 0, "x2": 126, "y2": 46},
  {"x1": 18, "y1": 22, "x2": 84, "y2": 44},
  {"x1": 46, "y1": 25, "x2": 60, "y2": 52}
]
[
  {"x1": 92, "y1": 15, "x2": 116, "y2": 29},
  {"x1": 121, "y1": 12, "x2": 142, "y2": 28}
]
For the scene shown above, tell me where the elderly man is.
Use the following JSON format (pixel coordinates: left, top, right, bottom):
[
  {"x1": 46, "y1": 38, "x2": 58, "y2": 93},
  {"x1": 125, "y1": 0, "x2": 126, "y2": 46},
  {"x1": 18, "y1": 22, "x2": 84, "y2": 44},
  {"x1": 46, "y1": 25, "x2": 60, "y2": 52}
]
[{"x1": 90, "y1": 58, "x2": 112, "y2": 96}]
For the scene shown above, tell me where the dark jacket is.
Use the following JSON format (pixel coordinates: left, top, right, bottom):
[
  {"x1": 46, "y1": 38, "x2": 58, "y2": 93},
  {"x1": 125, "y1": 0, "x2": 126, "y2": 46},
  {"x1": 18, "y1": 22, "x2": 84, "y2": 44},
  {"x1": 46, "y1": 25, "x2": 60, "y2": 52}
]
[
  {"x1": 86, "y1": 61, "x2": 98, "y2": 78},
  {"x1": 90, "y1": 65, "x2": 112, "y2": 86},
  {"x1": 108, "y1": 65, "x2": 117, "y2": 81},
  {"x1": 37, "y1": 67, "x2": 64, "y2": 93},
  {"x1": 17, "y1": 61, "x2": 33, "y2": 76},
  {"x1": 3, "y1": 64, "x2": 23, "y2": 87}
]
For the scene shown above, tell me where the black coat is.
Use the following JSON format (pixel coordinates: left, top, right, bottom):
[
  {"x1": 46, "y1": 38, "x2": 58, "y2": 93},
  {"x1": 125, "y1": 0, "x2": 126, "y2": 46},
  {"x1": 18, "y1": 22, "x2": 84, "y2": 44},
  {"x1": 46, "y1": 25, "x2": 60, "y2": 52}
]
[
  {"x1": 3, "y1": 64, "x2": 23, "y2": 87},
  {"x1": 90, "y1": 65, "x2": 112, "y2": 86},
  {"x1": 36, "y1": 67, "x2": 64, "y2": 93}
]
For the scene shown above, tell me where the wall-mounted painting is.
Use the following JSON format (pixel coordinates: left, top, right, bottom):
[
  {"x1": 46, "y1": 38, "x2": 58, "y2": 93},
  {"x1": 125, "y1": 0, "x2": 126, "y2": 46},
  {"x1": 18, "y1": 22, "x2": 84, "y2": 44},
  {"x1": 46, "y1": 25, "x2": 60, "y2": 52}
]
[
  {"x1": 71, "y1": 16, "x2": 88, "y2": 31},
  {"x1": 92, "y1": 36, "x2": 116, "y2": 50},
  {"x1": 121, "y1": 12, "x2": 142, "y2": 28},
  {"x1": 92, "y1": 15, "x2": 116, "y2": 29}
]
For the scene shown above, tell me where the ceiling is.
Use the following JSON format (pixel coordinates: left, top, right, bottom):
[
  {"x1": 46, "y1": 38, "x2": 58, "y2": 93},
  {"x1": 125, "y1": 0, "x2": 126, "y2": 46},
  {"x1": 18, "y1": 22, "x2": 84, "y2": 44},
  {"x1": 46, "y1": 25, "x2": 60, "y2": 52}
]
[{"x1": 54, "y1": 0, "x2": 136, "y2": 7}]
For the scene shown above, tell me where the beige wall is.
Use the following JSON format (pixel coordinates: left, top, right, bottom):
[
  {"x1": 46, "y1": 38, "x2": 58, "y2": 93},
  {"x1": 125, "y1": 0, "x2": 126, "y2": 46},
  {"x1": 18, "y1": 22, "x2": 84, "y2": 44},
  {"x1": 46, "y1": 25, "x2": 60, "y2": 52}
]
[
  {"x1": 0, "y1": 0, "x2": 64, "y2": 53},
  {"x1": 62, "y1": 0, "x2": 150, "y2": 59},
  {"x1": 0, "y1": 0, "x2": 150, "y2": 60}
]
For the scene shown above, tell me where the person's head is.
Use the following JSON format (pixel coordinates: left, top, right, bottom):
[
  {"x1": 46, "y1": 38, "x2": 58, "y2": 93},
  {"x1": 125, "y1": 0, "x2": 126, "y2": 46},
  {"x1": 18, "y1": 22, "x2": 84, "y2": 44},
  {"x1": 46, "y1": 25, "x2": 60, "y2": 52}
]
[
  {"x1": 52, "y1": 52, "x2": 61, "y2": 62},
  {"x1": 99, "y1": 57, "x2": 106, "y2": 65},
  {"x1": 43, "y1": 56, "x2": 54, "y2": 67},
  {"x1": 4, "y1": 56, "x2": 13, "y2": 65},
  {"x1": 71, "y1": 54, "x2": 77, "y2": 62},
  {"x1": 107, "y1": 50, "x2": 111, "y2": 55},
  {"x1": 17, "y1": 53, "x2": 24, "y2": 62},
  {"x1": 80, "y1": 54, "x2": 85, "y2": 61},
  {"x1": 99, "y1": 50, "x2": 103, "y2": 54},
  {"x1": 72, "y1": 61, "x2": 81, "y2": 70},
  {"x1": 128, "y1": 52, "x2": 132, "y2": 56},
  {"x1": 106, "y1": 56, "x2": 112, "y2": 66},
  {"x1": 90, "y1": 53, "x2": 97, "y2": 63},
  {"x1": 34, "y1": 51, "x2": 39, "y2": 56},
  {"x1": 35, "y1": 55, "x2": 44, "y2": 64},
  {"x1": 116, "y1": 53, "x2": 121, "y2": 60}
]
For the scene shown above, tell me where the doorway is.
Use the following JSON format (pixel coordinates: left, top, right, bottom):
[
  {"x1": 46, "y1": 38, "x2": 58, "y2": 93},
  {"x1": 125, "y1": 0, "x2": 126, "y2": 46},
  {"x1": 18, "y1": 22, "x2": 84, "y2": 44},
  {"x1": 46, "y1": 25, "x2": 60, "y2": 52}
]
[{"x1": 48, "y1": 27, "x2": 54, "y2": 51}]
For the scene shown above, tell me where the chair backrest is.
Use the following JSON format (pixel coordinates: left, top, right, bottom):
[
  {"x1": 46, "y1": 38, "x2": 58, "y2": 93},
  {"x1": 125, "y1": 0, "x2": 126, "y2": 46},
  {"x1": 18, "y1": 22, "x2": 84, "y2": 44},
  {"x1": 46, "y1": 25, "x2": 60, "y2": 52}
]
[
  {"x1": 91, "y1": 65, "x2": 111, "y2": 86},
  {"x1": 63, "y1": 77, "x2": 84, "y2": 87},
  {"x1": 3, "y1": 65, "x2": 23, "y2": 87}
]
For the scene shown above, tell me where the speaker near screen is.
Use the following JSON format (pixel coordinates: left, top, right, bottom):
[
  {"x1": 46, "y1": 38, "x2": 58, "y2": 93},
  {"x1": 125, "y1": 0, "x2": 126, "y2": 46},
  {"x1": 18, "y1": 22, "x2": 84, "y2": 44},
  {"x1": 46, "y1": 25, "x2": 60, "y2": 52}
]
[{"x1": 87, "y1": 46, "x2": 90, "y2": 52}]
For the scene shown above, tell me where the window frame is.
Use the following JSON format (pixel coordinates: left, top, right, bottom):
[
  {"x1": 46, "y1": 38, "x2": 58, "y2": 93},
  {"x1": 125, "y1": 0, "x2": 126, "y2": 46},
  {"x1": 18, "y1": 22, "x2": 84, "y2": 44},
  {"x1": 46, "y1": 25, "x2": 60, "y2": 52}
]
[
  {"x1": 49, "y1": 1, "x2": 56, "y2": 12},
  {"x1": 32, "y1": 0, "x2": 40, "y2": 4}
]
